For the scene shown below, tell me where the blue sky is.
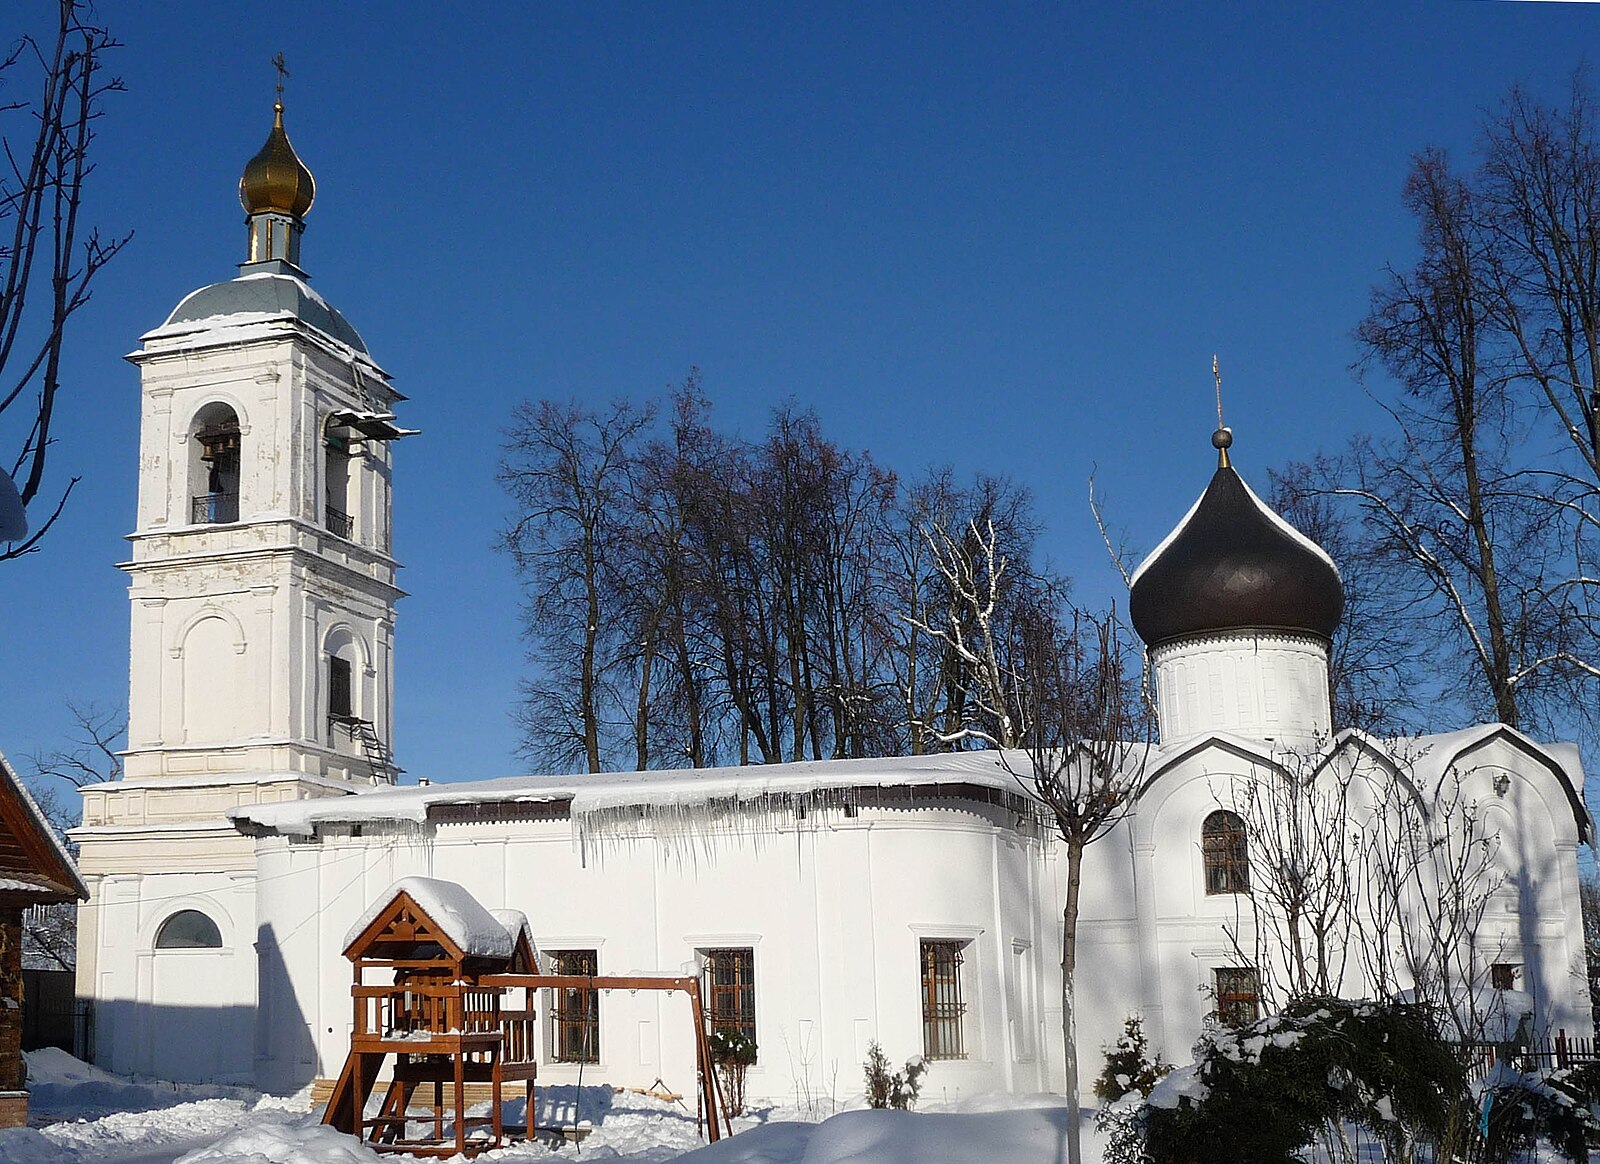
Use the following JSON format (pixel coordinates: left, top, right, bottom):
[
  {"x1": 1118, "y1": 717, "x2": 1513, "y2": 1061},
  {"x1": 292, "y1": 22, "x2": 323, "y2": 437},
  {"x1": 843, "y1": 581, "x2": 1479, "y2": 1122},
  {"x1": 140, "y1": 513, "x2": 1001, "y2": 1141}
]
[{"x1": 0, "y1": 1, "x2": 1592, "y2": 787}]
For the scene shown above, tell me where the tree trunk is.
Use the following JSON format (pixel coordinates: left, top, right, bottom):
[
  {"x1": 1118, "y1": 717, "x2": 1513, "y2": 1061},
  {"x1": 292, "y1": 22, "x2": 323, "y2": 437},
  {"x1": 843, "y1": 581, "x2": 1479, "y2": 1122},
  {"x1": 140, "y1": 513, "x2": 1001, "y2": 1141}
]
[
  {"x1": 1061, "y1": 837, "x2": 1084, "y2": 1164},
  {"x1": 634, "y1": 626, "x2": 655, "y2": 771},
  {"x1": 581, "y1": 541, "x2": 603, "y2": 773}
]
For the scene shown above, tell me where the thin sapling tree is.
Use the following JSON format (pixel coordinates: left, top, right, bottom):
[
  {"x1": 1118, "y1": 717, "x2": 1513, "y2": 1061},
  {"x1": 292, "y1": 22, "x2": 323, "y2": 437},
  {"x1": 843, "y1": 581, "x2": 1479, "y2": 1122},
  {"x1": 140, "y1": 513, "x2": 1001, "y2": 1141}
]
[{"x1": 1007, "y1": 608, "x2": 1152, "y2": 1164}]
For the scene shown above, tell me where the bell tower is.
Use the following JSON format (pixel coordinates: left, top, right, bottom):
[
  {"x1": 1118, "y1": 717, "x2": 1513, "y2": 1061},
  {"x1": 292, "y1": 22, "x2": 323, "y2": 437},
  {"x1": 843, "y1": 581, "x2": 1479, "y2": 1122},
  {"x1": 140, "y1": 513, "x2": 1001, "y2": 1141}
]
[
  {"x1": 117, "y1": 92, "x2": 411, "y2": 790},
  {"x1": 74, "y1": 85, "x2": 414, "y2": 1083}
]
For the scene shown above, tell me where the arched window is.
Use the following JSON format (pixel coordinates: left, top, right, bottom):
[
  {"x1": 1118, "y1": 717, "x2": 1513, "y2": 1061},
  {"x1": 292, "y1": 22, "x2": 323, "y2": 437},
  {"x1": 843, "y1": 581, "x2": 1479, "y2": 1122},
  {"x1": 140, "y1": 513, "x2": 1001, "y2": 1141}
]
[
  {"x1": 189, "y1": 403, "x2": 241, "y2": 524},
  {"x1": 324, "y1": 627, "x2": 365, "y2": 732},
  {"x1": 1202, "y1": 810, "x2": 1249, "y2": 895},
  {"x1": 155, "y1": 909, "x2": 223, "y2": 949},
  {"x1": 323, "y1": 416, "x2": 354, "y2": 540}
]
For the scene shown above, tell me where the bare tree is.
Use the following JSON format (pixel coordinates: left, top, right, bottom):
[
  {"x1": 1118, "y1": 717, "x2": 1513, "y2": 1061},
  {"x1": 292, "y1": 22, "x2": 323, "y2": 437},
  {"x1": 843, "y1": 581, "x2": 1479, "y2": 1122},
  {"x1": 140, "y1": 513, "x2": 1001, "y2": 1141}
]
[
  {"x1": 501, "y1": 381, "x2": 1069, "y2": 769},
  {"x1": 1580, "y1": 871, "x2": 1600, "y2": 1022},
  {"x1": 904, "y1": 518, "x2": 1025, "y2": 748},
  {"x1": 500, "y1": 398, "x2": 654, "y2": 772},
  {"x1": 1220, "y1": 758, "x2": 1361, "y2": 1012},
  {"x1": 1307, "y1": 78, "x2": 1600, "y2": 745},
  {"x1": 1222, "y1": 742, "x2": 1503, "y2": 1037},
  {"x1": 25, "y1": 697, "x2": 123, "y2": 787},
  {"x1": 18, "y1": 700, "x2": 122, "y2": 971},
  {"x1": 1007, "y1": 609, "x2": 1152, "y2": 1164},
  {"x1": 1270, "y1": 463, "x2": 1421, "y2": 736},
  {"x1": 1353, "y1": 765, "x2": 1503, "y2": 1042},
  {"x1": 0, "y1": 1, "x2": 128, "y2": 559}
]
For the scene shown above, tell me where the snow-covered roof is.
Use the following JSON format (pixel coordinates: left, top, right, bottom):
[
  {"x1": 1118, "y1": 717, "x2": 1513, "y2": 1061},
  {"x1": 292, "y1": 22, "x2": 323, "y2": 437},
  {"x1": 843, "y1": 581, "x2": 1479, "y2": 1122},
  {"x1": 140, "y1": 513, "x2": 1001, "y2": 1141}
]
[
  {"x1": 489, "y1": 908, "x2": 539, "y2": 967},
  {"x1": 234, "y1": 749, "x2": 1034, "y2": 839},
  {"x1": 0, "y1": 748, "x2": 87, "y2": 901},
  {"x1": 1144, "y1": 723, "x2": 1590, "y2": 841},
  {"x1": 344, "y1": 876, "x2": 519, "y2": 960},
  {"x1": 154, "y1": 271, "x2": 368, "y2": 353},
  {"x1": 235, "y1": 725, "x2": 1590, "y2": 847}
]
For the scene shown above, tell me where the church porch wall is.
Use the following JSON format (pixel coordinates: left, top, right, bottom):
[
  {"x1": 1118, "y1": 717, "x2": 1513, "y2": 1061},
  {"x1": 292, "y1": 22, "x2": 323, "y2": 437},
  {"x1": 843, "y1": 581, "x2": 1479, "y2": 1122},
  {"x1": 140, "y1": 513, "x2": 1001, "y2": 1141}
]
[{"x1": 75, "y1": 868, "x2": 255, "y2": 1082}]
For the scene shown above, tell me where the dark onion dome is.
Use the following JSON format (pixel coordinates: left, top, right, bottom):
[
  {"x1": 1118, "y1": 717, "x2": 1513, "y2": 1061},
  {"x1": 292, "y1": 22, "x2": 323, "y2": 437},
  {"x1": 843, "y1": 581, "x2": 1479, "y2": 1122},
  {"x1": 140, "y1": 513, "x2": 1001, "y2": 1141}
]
[
  {"x1": 164, "y1": 272, "x2": 368, "y2": 354},
  {"x1": 240, "y1": 102, "x2": 315, "y2": 218},
  {"x1": 1128, "y1": 428, "x2": 1344, "y2": 647}
]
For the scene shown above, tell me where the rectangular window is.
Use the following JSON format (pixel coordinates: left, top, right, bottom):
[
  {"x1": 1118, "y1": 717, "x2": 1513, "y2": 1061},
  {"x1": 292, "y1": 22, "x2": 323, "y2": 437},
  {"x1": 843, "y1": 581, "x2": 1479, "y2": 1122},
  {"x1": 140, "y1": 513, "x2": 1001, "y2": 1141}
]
[
  {"x1": 1214, "y1": 967, "x2": 1260, "y2": 1028},
  {"x1": 329, "y1": 656, "x2": 353, "y2": 720},
  {"x1": 1490, "y1": 963, "x2": 1520, "y2": 991},
  {"x1": 700, "y1": 948, "x2": 756, "y2": 1051},
  {"x1": 546, "y1": 949, "x2": 599, "y2": 1063},
  {"x1": 921, "y1": 939, "x2": 968, "y2": 1060}
]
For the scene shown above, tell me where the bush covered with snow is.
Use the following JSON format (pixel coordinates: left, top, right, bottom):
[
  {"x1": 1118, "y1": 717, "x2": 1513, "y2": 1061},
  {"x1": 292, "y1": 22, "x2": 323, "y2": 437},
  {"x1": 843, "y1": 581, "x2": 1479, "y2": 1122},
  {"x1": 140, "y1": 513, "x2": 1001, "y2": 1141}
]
[
  {"x1": 1092, "y1": 1015, "x2": 1169, "y2": 1104},
  {"x1": 1475, "y1": 1059, "x2": 1600, "y2": 1163},
  {"x1": 1128, "y1": 997, "x2": 1468, "y2": 1163},
  {"x1": 862, "y1": 1041, "x2": 926, "y2": 1111}
]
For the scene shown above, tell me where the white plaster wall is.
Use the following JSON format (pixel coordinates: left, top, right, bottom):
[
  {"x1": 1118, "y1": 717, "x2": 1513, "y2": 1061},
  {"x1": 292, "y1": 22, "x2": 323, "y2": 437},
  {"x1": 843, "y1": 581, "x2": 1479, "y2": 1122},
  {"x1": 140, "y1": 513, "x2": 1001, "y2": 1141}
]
[
  {"x1": 253, "y1": 805, "x2": 1055, "y2": 1104},
  {"x1": 88, "y1": 869, "x2": 257, "y2": 1084},
  {"x1": 245, "y1": 731, "x2": 1592, "y2": 1104},
  {"x1": 1153, "y1": 631, "x2": 1331, "y2": 744}
]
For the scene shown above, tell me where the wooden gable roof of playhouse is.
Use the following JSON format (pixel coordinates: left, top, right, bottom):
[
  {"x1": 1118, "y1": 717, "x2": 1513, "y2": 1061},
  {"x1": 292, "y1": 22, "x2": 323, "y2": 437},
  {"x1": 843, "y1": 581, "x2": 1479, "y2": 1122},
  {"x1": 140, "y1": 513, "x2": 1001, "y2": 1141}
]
[
  {"x1": 0, "y1": 749, "x2": 86, "y2": 908},
  {"x1": 342, "y1": 876, "x2": 538, "y2": 971}
]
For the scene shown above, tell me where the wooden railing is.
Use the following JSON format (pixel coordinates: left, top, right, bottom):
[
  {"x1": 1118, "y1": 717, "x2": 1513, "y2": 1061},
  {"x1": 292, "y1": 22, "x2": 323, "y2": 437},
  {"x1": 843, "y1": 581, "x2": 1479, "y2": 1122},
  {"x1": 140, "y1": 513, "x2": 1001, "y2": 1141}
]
[
  {"x1": 352, "y1": 983, "x2": 502, "y2": 1041},
  {"x1": 350, "y1": 983, "x2": 537, "y2": 1068},
  {"x1": 499, "y1": 1005, "x2": 538, "y2": 1066}
]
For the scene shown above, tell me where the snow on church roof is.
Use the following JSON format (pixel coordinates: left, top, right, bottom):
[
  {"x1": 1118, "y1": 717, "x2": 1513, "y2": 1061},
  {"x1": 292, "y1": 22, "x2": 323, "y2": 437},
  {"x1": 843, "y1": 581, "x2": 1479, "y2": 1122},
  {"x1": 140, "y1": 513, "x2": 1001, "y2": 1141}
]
[
  {"x1": 343, "y1": 875, "x2": 519, "y2": 959},
  {"x1": 147, "y1": 271, "x2": 370, "y2": 356},
  {"x1": 234, "y1": 724, "x2": 1590, "y2": 844},
  {"x1": 235, "y1": 749, "x2": 1032, "y2": 839}
]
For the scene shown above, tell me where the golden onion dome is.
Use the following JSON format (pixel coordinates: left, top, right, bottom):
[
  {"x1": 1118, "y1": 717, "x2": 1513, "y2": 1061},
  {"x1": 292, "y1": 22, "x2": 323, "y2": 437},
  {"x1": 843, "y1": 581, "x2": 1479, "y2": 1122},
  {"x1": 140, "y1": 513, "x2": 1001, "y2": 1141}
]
[{"x1": 239, "y1": 102, "x2": 315, "y2": 218}]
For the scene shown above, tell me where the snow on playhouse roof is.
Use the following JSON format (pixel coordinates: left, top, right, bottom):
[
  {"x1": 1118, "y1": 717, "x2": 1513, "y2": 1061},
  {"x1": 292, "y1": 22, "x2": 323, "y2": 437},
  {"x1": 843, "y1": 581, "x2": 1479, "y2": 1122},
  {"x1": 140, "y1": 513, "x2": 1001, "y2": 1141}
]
[
  {"x1": 343, "y1": 875, "x2": 519, "y2": 960},
  {"x1": 489, "y1": 908, "x2": 538, "y2": 965}
]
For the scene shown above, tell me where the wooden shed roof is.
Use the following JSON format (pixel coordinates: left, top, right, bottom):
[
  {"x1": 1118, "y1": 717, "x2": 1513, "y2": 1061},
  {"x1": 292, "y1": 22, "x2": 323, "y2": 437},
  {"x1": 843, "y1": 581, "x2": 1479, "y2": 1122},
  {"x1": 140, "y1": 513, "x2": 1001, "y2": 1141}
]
[{"x1": 0, "y1": 749, "x2": 87, "y2": 906}]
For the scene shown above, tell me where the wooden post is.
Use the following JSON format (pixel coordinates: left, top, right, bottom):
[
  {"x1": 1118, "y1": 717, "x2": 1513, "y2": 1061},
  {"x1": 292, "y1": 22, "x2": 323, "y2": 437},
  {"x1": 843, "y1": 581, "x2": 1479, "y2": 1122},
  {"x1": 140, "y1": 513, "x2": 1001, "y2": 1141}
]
[
  {"x1": 688, "y1": 978, "x2": 727, "y2": 1141},
  {"x1": 1557, "y1": 1028, "x2": 1570, "y2": 1069},
  {"x1": 492, "y1": 1054, "x2": 504, "y2": 1148},
  {"x1": 453, "y1": 1048, "x2": 466, "y2": 1157},
  {"x1": 352, "y1": 1052, "x2": 364, "y2": 1145}
]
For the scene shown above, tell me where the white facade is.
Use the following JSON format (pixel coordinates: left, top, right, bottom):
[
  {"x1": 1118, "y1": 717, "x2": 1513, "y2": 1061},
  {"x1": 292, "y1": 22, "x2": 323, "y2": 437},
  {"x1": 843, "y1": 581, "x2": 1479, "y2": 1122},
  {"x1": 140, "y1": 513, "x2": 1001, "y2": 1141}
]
[{"x1": 222, "y1": 726, "x2": 1592, "y2": 1104}]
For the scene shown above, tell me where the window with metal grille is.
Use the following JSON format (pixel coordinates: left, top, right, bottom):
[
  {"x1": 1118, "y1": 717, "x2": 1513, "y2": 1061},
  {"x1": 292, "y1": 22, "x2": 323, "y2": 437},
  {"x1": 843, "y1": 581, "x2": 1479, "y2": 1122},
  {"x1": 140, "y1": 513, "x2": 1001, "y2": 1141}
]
[
  {"x1": 1490, "y1": 963, "x2": 1520, "y2": 991},
  {"x1": 700, "y1": 948, "x2": 756, "y2": 1051},
  {"x1": 546, "y1": 949, "x2": 599, "y2": 1063},
  {"x1": 921, "y1": 939, "x2": 968, "y2": 1060},
  {"x1": 1202, "y1": 810, "x2": 1250, "y2": 895},
  {"x1": 1214, "y1": 967, "x2": 1260, "y2": 1028}
]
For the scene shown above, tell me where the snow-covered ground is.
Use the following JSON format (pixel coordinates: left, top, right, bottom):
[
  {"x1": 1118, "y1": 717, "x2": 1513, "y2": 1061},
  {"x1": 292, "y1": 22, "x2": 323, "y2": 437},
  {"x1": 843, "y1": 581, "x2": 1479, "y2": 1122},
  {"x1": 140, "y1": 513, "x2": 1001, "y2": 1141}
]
[{"x1": 0, "y1": 1049, "x2": 1106, "y2": 1164}]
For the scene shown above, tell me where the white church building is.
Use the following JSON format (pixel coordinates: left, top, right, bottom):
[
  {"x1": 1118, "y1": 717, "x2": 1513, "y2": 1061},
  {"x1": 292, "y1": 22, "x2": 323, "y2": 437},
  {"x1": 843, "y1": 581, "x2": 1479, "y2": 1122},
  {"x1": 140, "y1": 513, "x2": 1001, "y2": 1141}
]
[{"x1": 73, "y1": 102, "x2": 1594, "y2": 1105}]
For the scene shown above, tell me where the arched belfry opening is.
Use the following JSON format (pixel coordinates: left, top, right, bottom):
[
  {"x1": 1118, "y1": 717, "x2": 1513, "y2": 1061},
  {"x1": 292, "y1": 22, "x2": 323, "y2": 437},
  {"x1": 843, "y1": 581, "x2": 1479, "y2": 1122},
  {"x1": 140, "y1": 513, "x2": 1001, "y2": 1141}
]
[
  {"x1": 190, "y1": 403, "x2": 241, "y2": 524},
  {"x1": 324, "y1": 415, "x2": 354, "y2": 539}
]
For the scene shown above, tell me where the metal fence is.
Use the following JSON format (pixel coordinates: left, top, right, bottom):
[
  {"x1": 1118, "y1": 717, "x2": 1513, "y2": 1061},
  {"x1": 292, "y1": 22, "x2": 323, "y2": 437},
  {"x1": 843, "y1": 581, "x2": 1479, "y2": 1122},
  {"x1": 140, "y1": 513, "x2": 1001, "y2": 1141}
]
[{"x1": 21, "y1": 969, "x2": 93, "y2": 1060}]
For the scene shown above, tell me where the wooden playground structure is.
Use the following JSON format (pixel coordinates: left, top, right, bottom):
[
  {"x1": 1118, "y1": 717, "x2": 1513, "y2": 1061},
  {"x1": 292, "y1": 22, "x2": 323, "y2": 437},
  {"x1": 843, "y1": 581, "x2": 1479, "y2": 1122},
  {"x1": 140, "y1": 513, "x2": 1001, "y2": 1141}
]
[{"x1": 322, "y1": 880, "x2": 729, "y2": 1157}]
